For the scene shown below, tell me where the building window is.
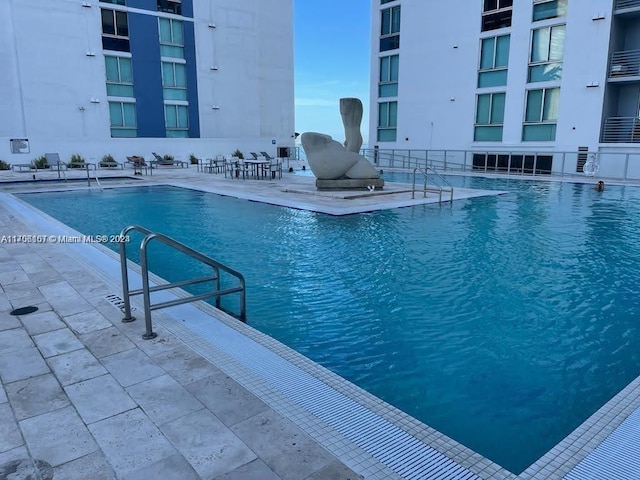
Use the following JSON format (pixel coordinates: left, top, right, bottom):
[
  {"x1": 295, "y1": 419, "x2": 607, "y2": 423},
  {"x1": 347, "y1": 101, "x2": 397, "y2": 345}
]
[
  {"x1": 523, "y1": 87, "x2": 560, "y2": 141},
  {"x1": 157, "y1": 0, "x2": 182, "y2": 15},
  {"x1": 529, "y1": 24, "x2": 565, "y2": 82},
  {"x1": 378, "y1": 101, "x2": 397, "y2": 142},
  {"x1": 162, "y1": 61, "x2": 187, "y2": 100},
  {"x1": 165, "y1": 104, "x2": 189, "y2": 137},
  {"x1": 159, "y1": 17, "x2": 184, "y2": 58},
  {"x1": 475, "y1": 93, "x2": 505, "y2": 141},
  {"x1": 533, "y1": 0, "x2": 568, "y2": 22},
  {"x1": 381, "y1": 0, "x2": 395, "y2": 3},
  {"x1": 380, "y1": 6, "x2": 400, "y2": 52},
  {"x1": 478, "y1": 34, "x2": 510, "y2": 88},
  {"x1": 109, "y1": 101, "x2": 137, "y2": 137},
  {"x1": 100, "y1": 0, "x2": 126, "y2": 5},
  {"x1": 482, "y1": 0, "x2": 512, "y2": 32},
  {"x1": 105, "y1": 56, "x2": 134, "y2": 97},
  {"x1": 101, "y1": 8, "x2": 130, "y2": 52},
  {"x1": 379, "y1": 55, "x2": 399, "y2": 97}
]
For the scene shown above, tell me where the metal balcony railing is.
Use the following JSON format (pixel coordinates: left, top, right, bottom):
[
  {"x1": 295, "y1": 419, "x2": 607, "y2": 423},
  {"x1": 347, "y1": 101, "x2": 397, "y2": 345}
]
[
  {"x1": 616, "y1": 0, "x2": 640, "y2": 10},
  {"x1": 601, "y1": 117, "x2": 640, "y2": 143},
  {"x1": 609, "y1": 50, "x2": 640, "y2": 78}
]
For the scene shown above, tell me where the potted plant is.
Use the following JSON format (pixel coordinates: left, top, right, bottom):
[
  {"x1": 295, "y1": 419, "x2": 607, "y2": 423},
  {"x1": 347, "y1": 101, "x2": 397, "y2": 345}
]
[
  {"x1": 69, "y1": 153, "x2": 85, "y2": 168},
  {"x1": 100, "y1": 154, "x2": 117, "y2": 168},
  {"x1": 232, "y1": 149, "x2": 244, "y2": 159},
  {"x1": 162, "y1": 154, "x2": 175, "y2": 162},
  {"x1": 189, "y1": 154, "x2": 199, "y2": 165},
  {"x1": 0, "y1": 160, "x2": 10, "y2": 170},
  {"x1": 33, "y1": 155, "x2": 48, "y2": 169}
]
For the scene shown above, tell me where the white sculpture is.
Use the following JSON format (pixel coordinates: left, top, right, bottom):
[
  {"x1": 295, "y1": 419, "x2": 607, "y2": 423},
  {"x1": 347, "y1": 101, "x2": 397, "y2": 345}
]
[
  {"x1": 301, "y1": 97, "x2": 383, "y2": 189},
  {"x1": 301, "y1": 132, "x2": 380, "y2": 180},
  {"x1": 340, "y1": 97, "x2": 364, "y2": 153}
]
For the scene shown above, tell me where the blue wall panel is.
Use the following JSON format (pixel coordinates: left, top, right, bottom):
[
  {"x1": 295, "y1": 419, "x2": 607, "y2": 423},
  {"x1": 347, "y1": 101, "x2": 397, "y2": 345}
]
[
  {"x1": 183, "y1": 21, "x2": 200, "y2": 138},
  {"x1": 129, "y1": 12, "x2": 165, "y2": 138}
]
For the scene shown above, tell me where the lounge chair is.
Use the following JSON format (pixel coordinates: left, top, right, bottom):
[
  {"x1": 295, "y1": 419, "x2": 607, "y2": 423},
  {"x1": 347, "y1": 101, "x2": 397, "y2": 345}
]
[
  {"x1": 126, "y1": 155, "x2": 149, "y2": 175},
  {"x1": 151, "y1": 152, "x2": 187, "y2": 168},
  {"x1": 66, "y1": 156, "x2": 96, "y2": 170},
  {"x1": 43, "y1": 153, "x2": 68, "y2": 171},
  {"x1": 98, "y1": 157, "x2": 124, "y2": 169},
  {"x1": 11, "y1": 161, "x2": 35, "y2": 172}
]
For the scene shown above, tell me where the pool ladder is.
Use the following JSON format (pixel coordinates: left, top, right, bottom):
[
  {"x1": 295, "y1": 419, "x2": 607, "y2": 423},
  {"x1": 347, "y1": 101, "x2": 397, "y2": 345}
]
[
  {"x1": 412, "y1": 166, "x2": 454, "y2": 203},
  {"x1": 118, "y1": 225, "x2": 246, "y2": 339}
]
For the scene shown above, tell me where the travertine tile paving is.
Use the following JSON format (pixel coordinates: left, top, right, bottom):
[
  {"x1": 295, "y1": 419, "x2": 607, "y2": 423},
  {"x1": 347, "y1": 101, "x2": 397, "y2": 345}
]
[{"x1": 0, "y1": 196, "x2": 363, "y2": 479}]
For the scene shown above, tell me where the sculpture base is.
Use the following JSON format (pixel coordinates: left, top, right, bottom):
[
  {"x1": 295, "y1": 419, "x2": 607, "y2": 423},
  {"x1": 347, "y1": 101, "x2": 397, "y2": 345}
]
[{"x1": 316, "y1": 178, "x2": 385, "y2": 190}]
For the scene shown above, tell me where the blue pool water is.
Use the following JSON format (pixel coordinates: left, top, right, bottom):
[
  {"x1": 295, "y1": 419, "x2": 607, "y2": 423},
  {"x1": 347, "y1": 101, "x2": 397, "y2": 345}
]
[{"x1": 18, "y1": 176, "x2": 640, "y2": 473}]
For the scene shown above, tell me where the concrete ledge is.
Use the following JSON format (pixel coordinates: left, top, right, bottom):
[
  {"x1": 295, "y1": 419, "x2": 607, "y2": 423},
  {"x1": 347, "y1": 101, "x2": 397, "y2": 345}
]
[{"x1": 315, "y1": 178, "x2": 385, "y2": 190}]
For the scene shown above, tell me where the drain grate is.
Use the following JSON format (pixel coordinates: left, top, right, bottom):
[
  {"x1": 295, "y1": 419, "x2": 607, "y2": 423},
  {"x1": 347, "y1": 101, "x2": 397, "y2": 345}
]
[
  {"x1": 10, "y1": 306, "x2": 39, "y2": 316},
  {"x1": 105, "y1": 294, "x2": 136, "y2": 313}
]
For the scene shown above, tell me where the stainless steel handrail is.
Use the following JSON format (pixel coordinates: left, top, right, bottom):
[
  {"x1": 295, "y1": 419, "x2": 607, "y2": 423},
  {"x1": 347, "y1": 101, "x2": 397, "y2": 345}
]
[
  {"x1": 412, "y1": 166, "x2": 454, "y2": 203},
  {"x1": 118, "y1": 225, "x2": 246, "y2": 339}
]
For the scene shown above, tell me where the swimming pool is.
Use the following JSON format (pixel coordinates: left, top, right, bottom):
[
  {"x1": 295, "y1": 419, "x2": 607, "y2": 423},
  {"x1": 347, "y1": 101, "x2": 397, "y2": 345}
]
[{"x1": 17, "y1": 177, "x2": 640, "y2": 474}]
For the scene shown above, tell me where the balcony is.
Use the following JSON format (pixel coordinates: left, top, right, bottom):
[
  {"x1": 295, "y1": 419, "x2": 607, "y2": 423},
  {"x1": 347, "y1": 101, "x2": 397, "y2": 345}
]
[
  {"x1": 602, "y1": 117, "x2": 640, "y2": 143},
  {"x1": 608, "y1": 50, "x2": 640, "y2": 80},
  {"x1": 615, "y1": 0, "x2": 640, "y2": 15}
]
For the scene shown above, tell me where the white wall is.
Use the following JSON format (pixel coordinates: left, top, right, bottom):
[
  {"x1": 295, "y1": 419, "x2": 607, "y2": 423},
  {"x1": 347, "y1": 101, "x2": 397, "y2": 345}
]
[
  {"x1": 369, "y1": 0, "x2": 616, "y2": 154},
  {"x1": 0, "y1": 0, "x2": 295, "y2": 164}
]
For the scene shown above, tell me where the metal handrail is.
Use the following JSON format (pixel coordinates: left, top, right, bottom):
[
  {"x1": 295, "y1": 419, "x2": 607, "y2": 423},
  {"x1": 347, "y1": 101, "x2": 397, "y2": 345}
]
[
  {"x1": 119, "y1": 225, "x2": 246, "y2": 339},
  {"x1": 609, "y1": 49, "x2": 640, "y2": 78},
  {"x1": 616, "y1": 0, "x2": 640, "y2": 10},
  {"x1": 412, "y1": 166, "x2": 454, "y2": 203},
  {"x1": 601, "y1": 117, "x2": 640, "y2": 143}
]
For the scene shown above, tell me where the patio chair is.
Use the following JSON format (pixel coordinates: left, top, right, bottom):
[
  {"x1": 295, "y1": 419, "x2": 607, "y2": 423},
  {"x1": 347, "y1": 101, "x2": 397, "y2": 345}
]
[{"x1": 259, "y1": 152, "x2": 282, "y2": 179}]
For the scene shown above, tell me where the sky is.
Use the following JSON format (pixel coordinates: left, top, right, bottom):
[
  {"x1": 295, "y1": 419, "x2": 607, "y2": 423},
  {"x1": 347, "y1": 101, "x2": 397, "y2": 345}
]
[{"x1": 294, "y1": 0, "x2": 371, "y2": 144}]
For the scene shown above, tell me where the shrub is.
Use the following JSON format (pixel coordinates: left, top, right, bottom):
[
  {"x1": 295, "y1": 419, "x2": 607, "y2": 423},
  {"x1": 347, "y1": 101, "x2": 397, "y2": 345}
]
[
  {"x1": 69, "y1": 153, "x2": 85, "y2": 167},
  {"x1": 189, "y1": 154, "x2": 199, "y2": 165},
  {"x1": 0, "y1": 160, "x2": 10, "y2": 170},
  {"x1": 232, "y1": 149, "x2": 244, "y2": 159},
  {"x1": 101, "y1": 154, "x2": 115, "y2": 163},
  {"x1": 33, "y1": 155, "x2": 48, "y2": 169},
  {"x1": 162, "y1": 154, "x2": 175, "y2": 162}
]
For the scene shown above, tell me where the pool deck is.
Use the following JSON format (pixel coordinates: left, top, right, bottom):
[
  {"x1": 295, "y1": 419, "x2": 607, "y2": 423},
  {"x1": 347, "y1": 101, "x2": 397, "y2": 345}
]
[{"x1": 0, "y1": 165, "x2": 639, "y2": 479}]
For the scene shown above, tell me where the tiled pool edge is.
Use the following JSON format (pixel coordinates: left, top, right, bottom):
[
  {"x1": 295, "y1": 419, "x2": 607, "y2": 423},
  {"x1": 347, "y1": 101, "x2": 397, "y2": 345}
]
[{"x1": 521, "y1": 375, "x2": 640, "y2": 479}]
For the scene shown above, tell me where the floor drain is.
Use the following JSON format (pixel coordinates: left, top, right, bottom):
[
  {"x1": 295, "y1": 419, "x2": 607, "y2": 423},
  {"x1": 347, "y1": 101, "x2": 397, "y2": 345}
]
[
  {"x1": 105, "y1": 294, "x2": 136, "y2": 312},
  {"x1": 9, "y1": 306, "x2": 39, "y2": 316},
  {"x1": 0, "y1": 459, "x2": 53, "y2": 480}
]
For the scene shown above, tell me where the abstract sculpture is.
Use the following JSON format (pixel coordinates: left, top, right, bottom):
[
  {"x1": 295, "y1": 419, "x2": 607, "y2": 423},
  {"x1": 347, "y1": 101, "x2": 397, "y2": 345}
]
[{"x1": 302, "y1": 98, "x2": 384, "y2": 190}]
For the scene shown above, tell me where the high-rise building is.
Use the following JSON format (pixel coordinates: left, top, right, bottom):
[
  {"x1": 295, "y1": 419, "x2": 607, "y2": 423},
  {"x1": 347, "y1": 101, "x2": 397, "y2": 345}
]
[
  {"x1": 369, "y1": 1, "x2": 640, "y2": 176},
  {"x1": 0, "y1": 0, "x2": 294, "y2": 162}
]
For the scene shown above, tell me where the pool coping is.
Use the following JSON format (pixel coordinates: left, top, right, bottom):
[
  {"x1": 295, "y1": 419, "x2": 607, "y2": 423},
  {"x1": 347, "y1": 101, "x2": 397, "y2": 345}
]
[{"x1": 3, "y1": 173, "x2": 640, "y2": 479}]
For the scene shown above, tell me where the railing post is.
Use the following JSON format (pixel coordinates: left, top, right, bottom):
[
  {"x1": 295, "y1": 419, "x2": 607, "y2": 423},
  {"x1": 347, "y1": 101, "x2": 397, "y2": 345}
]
[
  {"x1": 533, "y1": 155, "x2": 537, "y2": 177},
  {"x1": 444, "y1": 150, "x2": 448, "y2": 171},
  {"x1": 119, "y1": 227, "x2": 136, "y2": 323},
  {"x1": 624, "y1": 153, "x2": 630, "y2": 180},
  {"x1": 214, "y1": 266, "x2": 221, "y2": 309},
  {"x1": 140, "y1": 236, "x2": 158, "y2": 340}
]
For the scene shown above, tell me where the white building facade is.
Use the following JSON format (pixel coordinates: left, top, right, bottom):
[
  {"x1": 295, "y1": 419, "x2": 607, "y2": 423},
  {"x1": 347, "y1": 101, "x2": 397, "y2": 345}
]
[
  {"x1": 369, "y1": 0, "x2": 640, "y2": 178},
  {"x1": 0, "y1": 0, "x2": 295, "y2": 164}
]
